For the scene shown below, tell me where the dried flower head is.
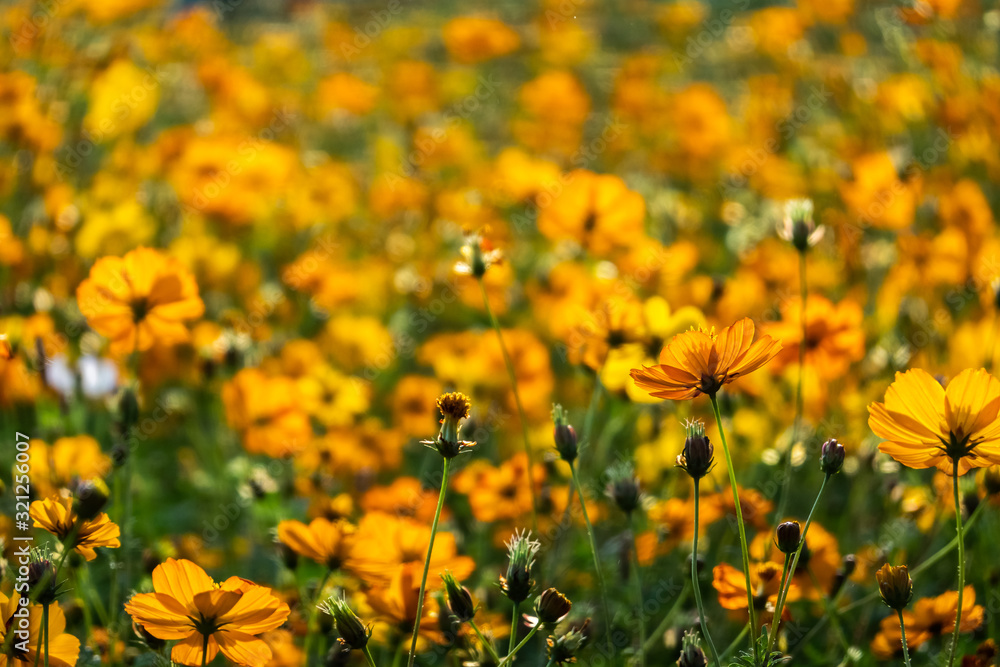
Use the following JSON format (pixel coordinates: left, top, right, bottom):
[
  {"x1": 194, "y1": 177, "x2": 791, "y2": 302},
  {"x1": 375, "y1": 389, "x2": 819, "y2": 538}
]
[
  {"x1": 422, "y1": 391, "x2": 476, "y2": 458},
  {"x1": 778, "y1": 199, "x2": 824, "y2": 252}
]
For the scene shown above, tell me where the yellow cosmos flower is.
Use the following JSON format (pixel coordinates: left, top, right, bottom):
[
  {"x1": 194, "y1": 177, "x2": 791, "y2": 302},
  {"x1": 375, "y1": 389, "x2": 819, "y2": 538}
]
[
  {"x1": 30, "y1": 496, "x2": 121, "y2": 561},
  {"x1": 868, "y1": 368, "x2": 1000, "y2": 475},
  {"x1": 124, "y1": 558, "x2": 290, "y2": 667}
]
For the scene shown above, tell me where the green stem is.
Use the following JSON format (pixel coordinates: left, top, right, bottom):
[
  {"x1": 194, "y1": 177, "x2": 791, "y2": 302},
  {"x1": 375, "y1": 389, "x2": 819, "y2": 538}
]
[
  {"x1": 42, "y1": 603, "x2": 50, "y2": 667},
  {"x1": 767, "y1": 474, "x2": 829, "y2": 657},
  {"x1": 363, "y1": 645, "x2": 379, "y2": 667},
  {"x1": 947, "y1": 461, "x2": 965, "y2": 667},
  {"x1": 642, "y1": 581, "x2": 690, "y2": 653},
  {"x1": 81, "y1": 564, "x2": 110, "y2": 627},
  {"x1": 709, "y1": 393, "x2": 758, "y2": 663},
  {"x1": 897, "y1": 610, "x2": 913, "y2": 667},
  {"x1": 691, "y1": 480, "x2": 720, "y2": 667},
  {"x1": 201, "y1": 631, "x2": 210, "y2": 667},
  {"x1": 469, "y1": 619, "x2": 501, "y2": 663},
  {"x1": 407, "y1": 457, "x2": 451, "y2": 667},
  {"x1": 629, "y1": 514, "x2": 647, "y2": 667},
  {"x1": 304, "y1": 570, "x2": 333, "y2": 665},
  {"x1": 772, "y1": 555, "x2": 793, "y2": 650},
  {"x1": 498, "y1": 626, "x2": 539, "y2": 666},
  {"x1": 508, "y1": 602, "x2": 519, "y2": 656},
  {"x1": 479, "y1": 279, "x2": 538, "y2": 532},
  {"x1": 570, "y1": 463, "x2": 612, "y2": 649},
  {"x1": 777, "y1": 251, "x2": 808, "y2": 522}
]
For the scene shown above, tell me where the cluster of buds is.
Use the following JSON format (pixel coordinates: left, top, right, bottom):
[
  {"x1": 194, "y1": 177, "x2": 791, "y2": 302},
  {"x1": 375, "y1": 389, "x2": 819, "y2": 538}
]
[
  {"x1": 319, "y1": 596, "x2": 373, "y2": 651},
  {"x1": 551, "y1": 404, "x2": 578, "y2": 465},
  {"x1": 500, "y1": 530, "x2": 540, "y2": 603},
  {"x1": 778, "y1": 199, "x2": 825, "y2": 253},
  {"x1": 422, "y1": 392, "x2": 476, "y2": 459},
  {"x1": 875, "y1": 563, "x2": 913, "y2": 611},
  {"x1": 677, "y1": 420, "x2": 714, "y2": 480}
]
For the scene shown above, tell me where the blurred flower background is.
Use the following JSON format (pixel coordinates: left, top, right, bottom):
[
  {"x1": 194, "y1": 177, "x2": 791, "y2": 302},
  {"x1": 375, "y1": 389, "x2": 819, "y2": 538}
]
[{"x1": 3, "y1": 0, "x2": 1000, "y2": 665}]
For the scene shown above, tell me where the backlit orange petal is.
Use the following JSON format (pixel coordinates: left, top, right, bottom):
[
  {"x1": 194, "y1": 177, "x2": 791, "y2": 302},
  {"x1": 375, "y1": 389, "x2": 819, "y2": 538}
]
[{"x1": 152, "y1": 559, "x2": 215, "y2": 612}]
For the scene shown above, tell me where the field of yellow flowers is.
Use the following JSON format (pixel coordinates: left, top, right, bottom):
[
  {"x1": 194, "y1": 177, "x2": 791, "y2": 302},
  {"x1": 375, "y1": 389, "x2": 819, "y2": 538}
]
[{"x1": 2, "y1": 0, "x2": 1000, "y2": 666}]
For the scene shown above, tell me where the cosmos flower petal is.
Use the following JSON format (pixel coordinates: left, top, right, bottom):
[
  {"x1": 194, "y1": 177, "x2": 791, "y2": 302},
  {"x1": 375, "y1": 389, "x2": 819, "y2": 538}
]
[
  {"x1": 193, "y1": 590, "x2": 243, "y2": 620},
  {"x1": 216, "y1": 629, "x2": 273, "y2": 667},
  {"x1": 881, "y1": 369, "x2": 947, "y2": 434},
  {"x1": 171, "y1": 633, "x2": 220, "y2": 667},
  {"x1": 124, "y1": 593, "x2": 195, "y2": 640},
  {"x1": 152, "y1": 559, "x2": 216, "y2": 611}
]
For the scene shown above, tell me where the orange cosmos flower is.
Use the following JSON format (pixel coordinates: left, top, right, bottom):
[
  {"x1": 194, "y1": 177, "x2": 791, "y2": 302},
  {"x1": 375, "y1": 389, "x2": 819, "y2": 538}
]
[
  {"x1": 124, "y1": 558, "x2": 290, "y2": 667},
  {"x1": 366, "y1": 563, "x2": 446, "y2": 647},
  {"x1": 630, "y1": 317, "x2": 782, "y2": 400},
  {"x1": 222, "y1": 368, "x2": 312, "y2": 457},
  {"x1": 0, "y1": 593, "x2": 80, "y2": 667},
  {"x1": 30, "y1": 496, "x2": 120, "y2": 561},
  {"x1": 871, "y1": 586, "x2": 984, "y2": 660},
  {"x1": 344, "y1": 512, "x2": 474, "y2": 589},
  {"x1": 76, "y1": 247, "x2": 204, "y2": 355},
  {"x1": 713, "y1": 561, "x2": 799, "y2": 624},
  {"x1": 276, "y1": 518, "x2": 355, "y2": 569},
  {"x1": 868, "y1": 368, "x2": 1000, "y2": 475}
]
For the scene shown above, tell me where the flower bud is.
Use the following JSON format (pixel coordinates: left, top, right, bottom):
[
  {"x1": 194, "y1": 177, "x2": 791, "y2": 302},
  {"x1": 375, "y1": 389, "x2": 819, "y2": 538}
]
[
  {"x1": 820, "y1": 439, "x2": 846, "y2": 476},
  {"x1": 875, "y1": 563, "x2": 912, "y2": 611},
  {"x1": 441, "y1": 572, "x2": 476, "y2": 623},
  {"x1": 677, "y1": 420, "x2": 714, "y2": 480},
  {"x1": 320, "y1": 597, "x2": 372, "y2": 650},
  {"x1": 534, "y1": 588, "x2": 573, "y2": 625},
  {"x1": 27, "y1": 557, "x2": 59, "y2": 605},
  {"x1": 423, "y1": 392, "x2": 475, "y2": 458},
  {"x1": 775, "y1": 521, "x2": 801, "y2": 555},
  {"x1": 605, "y1": 461, "x2": 642, "y2": 514},
  {"x1": 500, "y1": 530, "x2": 539, "y2": 603},
  {"x1": 831, "y1": 554, "x2": 856, "y2": 598},
  {"x1": 677, "y1": 630, "x2": 708, "y2": 667},
  {"x1": 72, "y1": 478, "x2": 110, "y2": 521},
  {"x1": 551, "y1": 404, "x2": 578, "y2": 464}
]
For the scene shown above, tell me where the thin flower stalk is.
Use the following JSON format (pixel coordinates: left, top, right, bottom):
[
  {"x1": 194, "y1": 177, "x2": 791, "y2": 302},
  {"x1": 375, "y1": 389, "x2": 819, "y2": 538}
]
[
  {"x1": 946, "y1": 460, "x2": 965, "y2": 667},
  {"x1": 709, "y1": 393, "x2": 758, "y2": 663},
  {"x1": 406, "y1": 457, "x2": 451, "y2": 667},
  {"x1": 767, "y1": 473, "x2": 829, "y2": 656},
  {"x1": 690, "y1": 479, "x2": 720, "y2": 667},
  {"x1": 570, "y1": 462, "x2": 613, "y2": 650}
]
